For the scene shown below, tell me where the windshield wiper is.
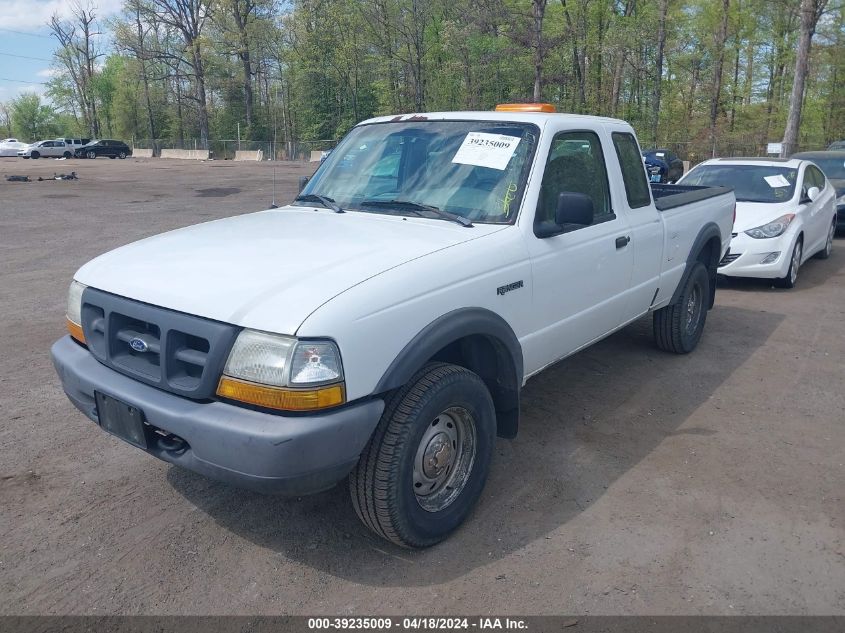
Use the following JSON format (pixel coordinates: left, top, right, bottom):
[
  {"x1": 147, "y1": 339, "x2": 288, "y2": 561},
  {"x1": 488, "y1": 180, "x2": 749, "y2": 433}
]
[
  {"x1": 358, "y1": 199, "x2": 473, "y2": 227},
  {"x1": 293, "y1": 193, "x2": 344, "y2": 213}
]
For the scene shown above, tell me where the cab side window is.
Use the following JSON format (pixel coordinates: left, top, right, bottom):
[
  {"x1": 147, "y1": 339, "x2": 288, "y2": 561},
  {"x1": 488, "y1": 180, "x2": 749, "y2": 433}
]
[
  {"x1": 612, "y1": 132, "x2": 651, "y2": 208},
  {"x1": 536, "y1": 131, "x2": 612, "y2": 228}
]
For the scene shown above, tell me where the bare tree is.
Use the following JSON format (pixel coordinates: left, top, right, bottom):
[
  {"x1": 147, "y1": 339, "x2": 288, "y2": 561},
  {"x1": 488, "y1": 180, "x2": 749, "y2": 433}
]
[
  {"x1": 531, "y1": 0, "x2": 548, "y2": 102},
  {"x1": 652, "y1": 0, "x2": 669, "y2": 145},
  {"x1": 49, "y1": 1, "x2": 104, "y2": 137},
  {"x1": 708, "y1": 0, "x2": 730, "y2": 157},
  {"x1": 781, "y1": 0, "x2": 829, "y2": 156}
]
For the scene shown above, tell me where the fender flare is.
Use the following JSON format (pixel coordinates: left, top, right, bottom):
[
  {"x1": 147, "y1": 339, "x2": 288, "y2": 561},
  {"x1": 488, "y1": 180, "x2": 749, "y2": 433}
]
[
  {"x1": 374, "y1": 308, "x2": 524, "y2": 438},
  {"x1": 670, "y1": 222, "x2": 723, "y2": 309}
]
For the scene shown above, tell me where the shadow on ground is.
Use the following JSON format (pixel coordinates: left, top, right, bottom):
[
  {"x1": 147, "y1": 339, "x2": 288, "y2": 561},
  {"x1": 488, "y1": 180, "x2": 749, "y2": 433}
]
[{"x1": 168, "y1": 304, "x2": 783, "y2": 587}]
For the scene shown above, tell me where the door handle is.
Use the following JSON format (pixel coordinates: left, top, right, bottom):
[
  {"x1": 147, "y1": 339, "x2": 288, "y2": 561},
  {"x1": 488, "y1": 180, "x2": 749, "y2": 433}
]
[{"x1": 615, "y1": 235, "x2": 631, "y2": 249}]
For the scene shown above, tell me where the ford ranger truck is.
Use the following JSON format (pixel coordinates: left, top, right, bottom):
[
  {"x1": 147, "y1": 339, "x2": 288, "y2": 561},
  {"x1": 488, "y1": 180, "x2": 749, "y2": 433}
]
[{"x1": 52, "y1": 104, "x2": 735, "y2": 548}]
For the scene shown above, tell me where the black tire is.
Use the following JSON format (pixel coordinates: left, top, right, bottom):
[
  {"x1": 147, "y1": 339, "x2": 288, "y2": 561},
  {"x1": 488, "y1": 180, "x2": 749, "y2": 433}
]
[
  {"x1": 815, "y1": 219, "x2": 835, "y2": 260},
  {"x1": 118, "y1": 151, "x2": 127, "y2": 159},
  {"x1": 774, "y1": 238, "x2": 802, "y2": 288},
  {"x1": 349, "y1": 362, "x2": 496, "y2": 549},
  {"x1": 653, "y1": 261, "x2": 710, "y2": 354},
  {"x1": 86, "y1": 150, "x2": 96, "y2": 159},
  {"x1": 63, "y1": 151, "x2": 72, "y2": 158},
  {"x1": 31, "y1": 151, "x2": 39, "y2": 159}
]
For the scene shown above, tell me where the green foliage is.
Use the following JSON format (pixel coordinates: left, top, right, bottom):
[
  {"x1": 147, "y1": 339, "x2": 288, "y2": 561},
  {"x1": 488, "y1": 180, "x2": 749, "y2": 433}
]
[{"x1": 9, "y1": 94, "x2": 59, "y2": 141}]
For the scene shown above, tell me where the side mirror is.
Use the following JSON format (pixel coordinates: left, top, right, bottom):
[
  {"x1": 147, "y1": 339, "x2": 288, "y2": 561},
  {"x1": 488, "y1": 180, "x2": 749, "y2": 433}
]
[
  {"x1": 536, "y1": 192, "x2": 594, "y2": 238},
  {"x1": 555, "y1": 191, "x2": 594, "y2": 227},
  {"x1": 806, "y1": 186, "x2": 820, "y2": 202},
  {"x1": 298, "y1": 176, "x2": 309, "y2": 193}
]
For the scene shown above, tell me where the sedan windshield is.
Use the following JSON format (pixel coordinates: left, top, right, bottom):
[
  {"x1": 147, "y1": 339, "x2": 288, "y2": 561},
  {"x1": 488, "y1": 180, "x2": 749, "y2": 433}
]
[
  {"x1": 300, "y1": 120, "x2": 539, "y2": 224},
  {"x1": 682, "y1": 165, "x2": 798, "y2": 203}
]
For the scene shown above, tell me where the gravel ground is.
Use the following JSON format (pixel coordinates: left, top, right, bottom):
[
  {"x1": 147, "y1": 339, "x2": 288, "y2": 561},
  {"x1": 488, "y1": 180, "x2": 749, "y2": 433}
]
[{"x1": 0, "y1": 157, "x2": 843, "y2": 615}]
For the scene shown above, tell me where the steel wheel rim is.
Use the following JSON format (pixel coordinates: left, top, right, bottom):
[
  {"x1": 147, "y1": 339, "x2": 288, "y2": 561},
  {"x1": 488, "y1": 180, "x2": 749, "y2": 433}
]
[
  {"x1": 413, "y1": 406, "x2": 477, "y2": 513},
  {"x1": 790, "y1": 242, "x2": 802, "y2": 285},
  {"x1": 684, "y1": 283, "x2": 703, "y2": 334}
]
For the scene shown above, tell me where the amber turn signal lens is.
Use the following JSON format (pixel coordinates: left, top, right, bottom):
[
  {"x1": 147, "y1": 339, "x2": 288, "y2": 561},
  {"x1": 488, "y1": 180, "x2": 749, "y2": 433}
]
[
  {"x1": 216, "y1": 376, "x2": 345, "y2": 411},
  {"x1": 66, "y1": 317, "x2": 86, "y2": 344},
  {"x1": 495, "y1": 103, "x2": 556, "y2": 113}
]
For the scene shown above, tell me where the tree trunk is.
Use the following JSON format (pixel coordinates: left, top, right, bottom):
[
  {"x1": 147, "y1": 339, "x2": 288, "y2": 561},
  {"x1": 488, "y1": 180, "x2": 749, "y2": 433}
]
[
  {"x1": 651, "y1": 0, "x2": 668, "y2": 146},
  {"x1": 709, "y1": 0, "x2": 730, "y2": 157},
  {"x1": 781, "y1": 0, "x2": 827, "y2": 156},
  {"x1": 532, "y1": 0, "x2": 547, "y2": 102}
]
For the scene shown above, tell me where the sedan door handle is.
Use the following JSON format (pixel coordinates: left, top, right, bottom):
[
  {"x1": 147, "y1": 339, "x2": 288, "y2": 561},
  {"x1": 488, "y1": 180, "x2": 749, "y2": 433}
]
[{"x1": 615, "y1": 235, "x2": 631, "y2": 249}]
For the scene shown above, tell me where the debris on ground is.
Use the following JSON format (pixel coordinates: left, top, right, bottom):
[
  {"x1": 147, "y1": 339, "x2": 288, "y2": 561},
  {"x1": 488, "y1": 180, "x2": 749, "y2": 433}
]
[
  {"x1": 5, "y1": 175, "x2": 30, "y2": 182},
  {"x1": 37, "y1": 172, "x2": 78, "y2": 181}
]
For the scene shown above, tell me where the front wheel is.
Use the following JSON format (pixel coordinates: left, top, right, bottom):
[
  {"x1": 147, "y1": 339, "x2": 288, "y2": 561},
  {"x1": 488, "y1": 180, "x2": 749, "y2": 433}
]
[
  {"x1": 349, "y1": 362, "x2": 496, "y2": 548},
  {"x1": 31, "y1": 151, "x2": 40, "y2": 159},
  {"x1": 653, "y1": 261, "x2": 710, "y2": 354},
  {"x1": 86, "y1": 151, "x2": 96, "y2": 159},
  {"x1": 775, "y1": 238, "x2": 802, "y2": 288}
]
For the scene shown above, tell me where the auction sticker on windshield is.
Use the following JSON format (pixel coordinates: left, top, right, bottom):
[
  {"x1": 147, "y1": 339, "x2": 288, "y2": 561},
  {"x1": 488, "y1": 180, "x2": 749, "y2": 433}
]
[
  {"x1": 764, "y1": 174, "x2": 791, "y2": 188},
  {"x1": 452, "y1": 132, "x2": 520, "y2": 170}
]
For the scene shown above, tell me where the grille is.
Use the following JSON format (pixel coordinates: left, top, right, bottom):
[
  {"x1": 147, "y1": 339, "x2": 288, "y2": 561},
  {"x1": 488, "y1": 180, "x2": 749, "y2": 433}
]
[
  {"x1": 719, "y1": 253, "x2": 741, "y2": 267},
  {"x1": 81, "y1": 288, "x2": 239, "y2": 399}
]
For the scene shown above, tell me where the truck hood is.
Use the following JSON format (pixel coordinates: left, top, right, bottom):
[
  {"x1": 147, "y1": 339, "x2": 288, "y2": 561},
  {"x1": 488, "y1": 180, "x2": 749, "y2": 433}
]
[
  {"x1": 75, "y1": 207, "x2": 503, "y2": 334},
  {"x1": 732, "y1": 200, "x2": 800, "y2": 232}
]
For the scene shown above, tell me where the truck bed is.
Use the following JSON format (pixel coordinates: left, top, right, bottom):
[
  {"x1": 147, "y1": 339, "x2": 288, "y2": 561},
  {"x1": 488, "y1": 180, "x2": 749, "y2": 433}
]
[{"x1": 651, "y1": 183, "x2": 733, "y2": 211}]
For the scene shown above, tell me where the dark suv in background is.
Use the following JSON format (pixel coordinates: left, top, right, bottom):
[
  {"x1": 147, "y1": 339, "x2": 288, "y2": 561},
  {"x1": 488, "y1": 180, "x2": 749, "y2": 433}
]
[
  {"x1": 642, "y1": 148, "x2": 685, "y2": 183},
  {"x1": 75, "y1": 140, "x2": 132, "y2": 159}
]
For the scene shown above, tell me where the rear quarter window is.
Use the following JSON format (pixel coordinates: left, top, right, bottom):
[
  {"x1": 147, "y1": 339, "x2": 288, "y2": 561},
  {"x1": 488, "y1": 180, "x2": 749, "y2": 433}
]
[{"x1": 612, "y1": 132, "x2": 652, "y2": 208}]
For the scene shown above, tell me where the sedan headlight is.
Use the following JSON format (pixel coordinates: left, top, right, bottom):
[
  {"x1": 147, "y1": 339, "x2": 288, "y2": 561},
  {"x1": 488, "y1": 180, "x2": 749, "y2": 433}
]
[
  {"x1": 217, "y1": 329, "x2": 345, "y2": 411},
  {"x1": 744, "y1": 214, "x2": 795, "y2": 239},
  {"x1": 66, "y1": 280, "x2": 87, "y2": 343}
]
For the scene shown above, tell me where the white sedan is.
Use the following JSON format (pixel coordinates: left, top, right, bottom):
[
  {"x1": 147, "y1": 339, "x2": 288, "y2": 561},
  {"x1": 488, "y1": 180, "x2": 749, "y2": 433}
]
[
  {"x1": 0, "y1": 138, "x2": 28, "y2": 157},
  {"x1": 17, "y1": 139, "x2": 74, "y2": 159},
  {"x1": 679, "y1": 158, "x2": 837, "y2": 288}
]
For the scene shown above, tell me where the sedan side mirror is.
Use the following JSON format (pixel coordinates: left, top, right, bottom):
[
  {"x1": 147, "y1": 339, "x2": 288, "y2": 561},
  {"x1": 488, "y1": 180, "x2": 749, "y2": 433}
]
[{"x1": 806, "y1": 186, "x2": 820, "y2": 202}]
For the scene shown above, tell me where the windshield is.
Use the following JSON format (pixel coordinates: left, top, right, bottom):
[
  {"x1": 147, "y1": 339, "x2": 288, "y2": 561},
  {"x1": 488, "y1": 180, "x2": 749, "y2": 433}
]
[
  {"x1": 806, "y1": 157, "x2": 845, "y2": 180},
  {"x1": 300, "y1": 120, "x2": 539, "y2": 224},
  {"x1": 682, "y1": 164, "x2": 798, "y2": 203}
]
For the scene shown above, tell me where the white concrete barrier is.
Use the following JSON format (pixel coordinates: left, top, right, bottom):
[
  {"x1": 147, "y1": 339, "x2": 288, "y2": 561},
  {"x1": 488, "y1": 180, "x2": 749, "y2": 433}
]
[
  {"x1": 133, "y1": 148, "x2": 153, "y2": 158},
  {"x1": 234, "y1": 150, "x2": 263, "y2": 161},
  {"x1": 310, "y1": 150, "x2": 323, "y2": 163},
  {"x1": 160, "y1": 148, "x2": 210, "y2": 160}
]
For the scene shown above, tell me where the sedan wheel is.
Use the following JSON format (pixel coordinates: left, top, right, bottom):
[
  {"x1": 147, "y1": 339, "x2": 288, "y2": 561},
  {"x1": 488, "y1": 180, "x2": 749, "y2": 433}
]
[
  {"x1": 815, "y1": 219, "x2": 835, "y2": 260},
  {"x1": 776, "y1": 239, "x2": 802, "y2": 288},
  {"x1": 31, "y1": 151, "x2": 40, "y2": 159},
  {"x1": 86, "y1": 151, "x2": 96, "y2": 159}
]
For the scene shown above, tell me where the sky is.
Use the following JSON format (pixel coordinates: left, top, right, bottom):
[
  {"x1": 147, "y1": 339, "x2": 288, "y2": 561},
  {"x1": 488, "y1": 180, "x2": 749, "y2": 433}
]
[{"x1": 0, "y1": 0, "x2": 123, "y2": 104}]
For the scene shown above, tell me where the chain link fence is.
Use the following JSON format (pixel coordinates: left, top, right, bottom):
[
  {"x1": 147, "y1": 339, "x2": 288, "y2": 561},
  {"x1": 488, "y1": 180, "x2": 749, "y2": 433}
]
[{"x1": 133, "y1": 139, "x2": 338, "y2": 161}]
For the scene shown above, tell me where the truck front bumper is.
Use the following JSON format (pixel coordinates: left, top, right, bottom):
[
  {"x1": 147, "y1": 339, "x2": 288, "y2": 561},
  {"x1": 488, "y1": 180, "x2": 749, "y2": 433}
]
[{"x1": 51, "y1": 336, "x2": 384, "y2": 495}]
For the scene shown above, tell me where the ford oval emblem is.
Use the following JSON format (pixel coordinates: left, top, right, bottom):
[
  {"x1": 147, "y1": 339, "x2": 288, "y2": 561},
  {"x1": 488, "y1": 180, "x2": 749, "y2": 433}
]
[{"x1": 129, "y1": 337, "x2": 149, "y2": 353}]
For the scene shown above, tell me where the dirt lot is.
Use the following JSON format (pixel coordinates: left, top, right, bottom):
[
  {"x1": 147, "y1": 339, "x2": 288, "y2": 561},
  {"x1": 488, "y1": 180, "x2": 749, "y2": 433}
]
[{"x1": 0, "y1": 157, "x2": 843, "y2": 615}]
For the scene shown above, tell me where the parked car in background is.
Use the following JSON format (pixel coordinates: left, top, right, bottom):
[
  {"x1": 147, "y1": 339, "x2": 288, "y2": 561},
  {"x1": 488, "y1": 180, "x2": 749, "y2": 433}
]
[
  {"x1": 791, "y1": 151, "x2": 845, "y2": 233},
  {"x1": 828, "y1": 140, "x2": 845, "y2": 151},
  {"x1": 17, "y1": 139, "x2": 74, "y2": 159},
  {"x1": 680, "y1": 157, "x2": 837, "y2": 288},
  {"x1": 0, "y1": 138, "x2": 28, "y2": 157},
  {"x1": 75, "y1": 139, "x2": 131, "y2": 159},
  {"x1": 59, "y1": 138, "x2": 91, "y2": 155},
  {"x1": 642, "y1": 148, "x2": 684, "y2": 183}
]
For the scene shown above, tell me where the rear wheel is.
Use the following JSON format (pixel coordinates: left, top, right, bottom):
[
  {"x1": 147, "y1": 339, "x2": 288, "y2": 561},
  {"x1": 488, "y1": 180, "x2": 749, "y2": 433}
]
[
  {"x1": 63, "y1": 151, "x2": 72, "y2": 158},
  {"x1": 815, "y1": 219, "x2": 835, "y2": 260},
  {"x1": 775, "y1": 238, "x2": 802, "y2": 288},
  {"x1": 118, "y1": 151, "x2": 127, "y2": 159},
  {"x1": 653, "y1": 261, "x2": 710, "y2": 354},
  {"x1": 349, "y1": 362, "x2": 495, "y2": 548},
  {"x1": 86, "y1": 150, "x2": 96, "y2": 159}
]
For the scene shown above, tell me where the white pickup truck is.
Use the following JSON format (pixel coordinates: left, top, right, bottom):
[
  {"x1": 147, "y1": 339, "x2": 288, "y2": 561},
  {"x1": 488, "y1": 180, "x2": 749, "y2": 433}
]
[{"x1": 52, "y1": 105, "x2": 735, "y2": 548}]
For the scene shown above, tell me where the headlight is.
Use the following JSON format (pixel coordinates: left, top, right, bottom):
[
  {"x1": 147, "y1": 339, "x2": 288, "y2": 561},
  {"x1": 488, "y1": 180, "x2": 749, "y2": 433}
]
[
  {"x1": 217, "y1": 329, "x2": 345, "y2": 411},
  {"x1": 744, "y1": 214, "x2": 795, "y2": 239},
  {"x1": 66, "y1": 280, "x2": 87, "y2": 343}
]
